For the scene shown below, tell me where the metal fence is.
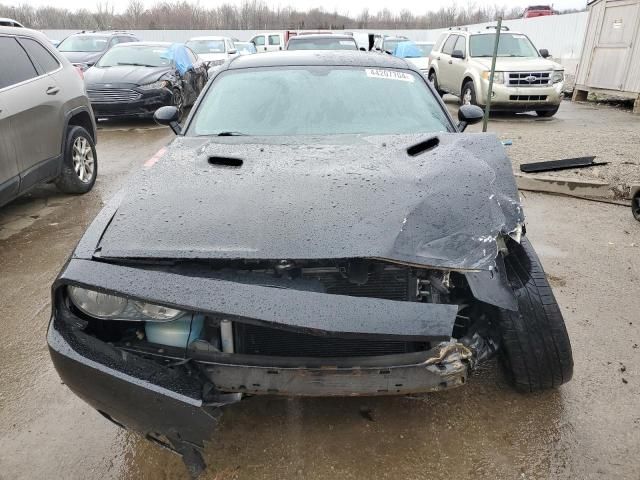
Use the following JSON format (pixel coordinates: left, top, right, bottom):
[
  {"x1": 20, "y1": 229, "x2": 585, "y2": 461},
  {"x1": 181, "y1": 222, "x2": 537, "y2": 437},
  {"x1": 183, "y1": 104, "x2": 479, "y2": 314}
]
[{"x1": 43, "y1": 12, "x2": 588, "y2": 73}]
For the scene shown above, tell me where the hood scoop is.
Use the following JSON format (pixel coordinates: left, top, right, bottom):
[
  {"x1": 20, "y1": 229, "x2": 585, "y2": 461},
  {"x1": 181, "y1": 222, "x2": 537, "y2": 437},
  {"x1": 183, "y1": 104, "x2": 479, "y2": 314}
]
[
  {"x1": 208, "y1": 156, "x2": 243, "y2": 167},
  {"x1": 406, "y1": 136, "x2": 439, "y2": 157}
]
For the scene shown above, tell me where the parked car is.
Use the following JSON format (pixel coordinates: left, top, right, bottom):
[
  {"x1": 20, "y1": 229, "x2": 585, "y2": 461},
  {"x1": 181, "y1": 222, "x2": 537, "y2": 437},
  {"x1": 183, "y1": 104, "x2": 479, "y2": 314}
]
[
  {"x1": 83, "y1": 42, "x2": 207, "y2": 120},
  {"x1": 428, "y1": 26, "x2": 564, "y2": 116},
  {"x1": 185, "y1": 36, "x2": 238, "y2": 69},
  {"x1": 234, "y1": 41, "x2": 257, "y2": 55},
  {"x1": 48, "y1": 50, "x2": 573, "y2": 476},
  {"x1": 372, "y1": 35, "x2": 409, "y2": 54},
  {"x1": 0, "y1": 17, "x2": 24, "y2": 27},
  {"x1": 0, "y1": 26, "x2": 97, "y2": 208},
  {"x1": 392, "y1": 40, "x2": 434, "y2": 74},
  {"x1": 57, "y1": 31, "x2": 140, "y2": 71},
  {"x1": 286, "y1": 34, "x2": 358, "y2": 50},
  {"x1": 523, "y1": 5, "x2": 556, "y2": 18},
  {"x1": 249, "y1": 31, "x2": 285, "y2": 52}
]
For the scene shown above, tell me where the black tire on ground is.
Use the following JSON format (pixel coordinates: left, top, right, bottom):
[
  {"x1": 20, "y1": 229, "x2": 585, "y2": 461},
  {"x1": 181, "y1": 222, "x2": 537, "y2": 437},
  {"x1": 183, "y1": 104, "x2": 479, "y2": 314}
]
[
  {"x1": 172, "y1": 88, "x2": 185, "y2": 120},
  {"x1": 536, "y1": 107, "x2": 559, "y2": 117},
  {"x1": 632, "y1": 191, "x2": 640, "y2": 222},
  {"x1": 498, "y1": 237, "x2": 574, "y2": 392},
  {"x1": 55, "y1": 126, "x2": 97, "y2": 194},
  {"x1": 460, "y1": 80, "x2": 477, "y2": 106},
  {"x1": 428, "y1": 70, "x2": 444, "y2": 97}
]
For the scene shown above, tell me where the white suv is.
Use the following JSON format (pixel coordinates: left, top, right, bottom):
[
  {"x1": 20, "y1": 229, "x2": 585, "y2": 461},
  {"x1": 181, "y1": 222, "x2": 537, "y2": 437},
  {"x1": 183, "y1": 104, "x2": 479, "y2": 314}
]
[{"x1": 428, "y1": 27, "x2": 564, "y2": 117}]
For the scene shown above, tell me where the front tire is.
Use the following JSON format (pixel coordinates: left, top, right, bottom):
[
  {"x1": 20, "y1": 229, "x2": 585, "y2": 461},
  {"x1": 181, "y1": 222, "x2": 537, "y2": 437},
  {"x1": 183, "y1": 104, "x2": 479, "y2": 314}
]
[
  {"x1": 172, "y1": 88, "x2": 185, "y2": 120},
  {"x1": 428, "y1": 70, "x2": 444, "y2": 97},
  {"x1": 460, "y1": 80, "x2": 477, "y2": 106},
  {"x1": 55, "y1": 126, "x2": 97, "y2": 194},
  {"x1": 536, "y1": 107, "x2": 559, "y2": 117},
  {"x1": 498, "y1": 237, "x2": 573, "y2": 392}
]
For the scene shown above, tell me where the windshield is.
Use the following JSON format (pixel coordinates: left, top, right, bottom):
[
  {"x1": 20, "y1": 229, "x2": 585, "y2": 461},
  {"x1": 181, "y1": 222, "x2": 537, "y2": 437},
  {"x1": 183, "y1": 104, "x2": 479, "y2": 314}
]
[
  {"x1": 383, "y1": 39, "x2": 402, "y2": 52},
  {"x1": 470, "y1": 33, "x2": 539, "y2": 57},
  {"x1": 287, "y1": 37, "x2": 358, "y2": 51},
  {"x1": 186, "y1": 40, "x2": 226, "y2": 54},
  {"x1": 236, "y1": 42, "x2": 256, "y2": 54},
  {"x1": 188, "y1": 67, "x2": 451, "y2": 136},
  {"x1": 58, "y1": 35, "x2": 109, "y2": 52},
  {"x1": 416, "y1": 44, "x2": 433, "y2": 56},
  {"x1": 96, "y1": 45, "x2": 172, "y2": 68}
]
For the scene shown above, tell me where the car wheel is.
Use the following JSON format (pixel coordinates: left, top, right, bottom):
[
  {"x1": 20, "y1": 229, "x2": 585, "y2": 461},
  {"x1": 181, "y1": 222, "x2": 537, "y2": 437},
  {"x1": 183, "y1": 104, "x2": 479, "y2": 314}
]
[
  {"x1": 632, "y1": 191, "x2": 640, "y2": 222},
  {"x1": 172, "y1": 88, "x2": 185, "y2": 120},
  {"x1": 536, "y1": 107, "x2": 559, "y2": 117},
  {"x1": 460, "y1": 81, "x2": 477, "y2": 106},
  {"x1": 55, "y1": 126, "x2": 97, "y2": 194},
  {"x1": 428, "y1": 71, "x2": 443, "y2": 96},
  {"x1": 498, "y1": 237, "x2": 574, "y2": 392}
]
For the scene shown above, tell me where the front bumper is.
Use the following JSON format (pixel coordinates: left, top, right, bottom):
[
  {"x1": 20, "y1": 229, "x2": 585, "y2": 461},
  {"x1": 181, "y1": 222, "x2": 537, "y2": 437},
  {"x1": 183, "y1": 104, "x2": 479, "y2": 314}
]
[
  {"x1": 90, "y1": 89, "x2": 173, "y2": 119},
  {"x1": 478, "y1": 78, "x2": 563, "y2": 111}
]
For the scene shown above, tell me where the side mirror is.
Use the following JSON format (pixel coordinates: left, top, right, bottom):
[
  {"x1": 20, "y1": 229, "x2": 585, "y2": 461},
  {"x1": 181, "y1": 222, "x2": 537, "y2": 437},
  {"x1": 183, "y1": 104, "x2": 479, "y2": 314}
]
[
  {"x1": 457, "y1": 104, "x2": 484, "y2": 132},
  {"x1": 452, "y1": 50, "x2": 465, "y2": 59},
  {"x1": 539, "y1": 49, "x2": 550, "y2": 58},
  {"x1": 154, "y1": 106, "x2": 181, "y2": 135},
  {"x1": 228, "y1": 48, "x2": 237, "y2": 55}
]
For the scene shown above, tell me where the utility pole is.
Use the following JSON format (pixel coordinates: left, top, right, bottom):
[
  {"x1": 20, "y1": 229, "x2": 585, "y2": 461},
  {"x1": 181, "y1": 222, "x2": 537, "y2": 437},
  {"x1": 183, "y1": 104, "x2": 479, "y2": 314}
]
[{"x1": 482, "y1": 16, "x2": 502, "y2": 132}]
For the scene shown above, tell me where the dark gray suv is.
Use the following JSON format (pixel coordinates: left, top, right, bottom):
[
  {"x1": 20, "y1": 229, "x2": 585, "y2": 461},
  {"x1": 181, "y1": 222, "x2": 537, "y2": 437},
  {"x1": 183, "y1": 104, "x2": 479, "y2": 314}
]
[{"x1": 0, "y1": 26, "x2": 98, "y2": 208}]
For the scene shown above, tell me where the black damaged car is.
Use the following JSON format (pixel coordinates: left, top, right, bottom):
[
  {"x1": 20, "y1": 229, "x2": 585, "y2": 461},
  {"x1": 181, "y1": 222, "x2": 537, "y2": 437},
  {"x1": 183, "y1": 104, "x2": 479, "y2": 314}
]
[
  {"x1": 48, "y1": 51, "x2": 573, "y2": 476},
  {"x1": 84, "y1": 42, "x2": 207, "y2": 120}
]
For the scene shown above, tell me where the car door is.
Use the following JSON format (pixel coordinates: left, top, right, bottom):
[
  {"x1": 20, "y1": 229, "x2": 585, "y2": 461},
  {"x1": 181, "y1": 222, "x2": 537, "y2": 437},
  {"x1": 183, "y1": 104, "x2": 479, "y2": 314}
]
[
  {"x1": 0, "y1": 36, "x2": 63, "y2": 194},
  {"x1": 447, "y1": 35, "x2": 468, "y2": 96},
  {"x1": 267, "y1": 34, "x2": 282, "y2": 52},
  {"x1": 251, "y1": 34, "x2": 266, "y2": 52},
  {"x1": 436, "y1": 34, "x2": 459, "y2": 92},
  {"x1": 0, "y1": 59, "x2": 20, "y2": 205}
]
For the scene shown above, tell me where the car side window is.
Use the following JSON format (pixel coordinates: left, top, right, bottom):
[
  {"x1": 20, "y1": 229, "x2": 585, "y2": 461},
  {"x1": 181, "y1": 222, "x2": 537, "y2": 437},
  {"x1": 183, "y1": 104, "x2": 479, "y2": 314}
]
[
  {"x1": 19, "y1": 37, "x2": 60, "y2": 74},
  {"x1": 454, "y1": 35, "x2": 466, "y2": 57},
  {"x1": 433, "y1": 33, "x2": 448, "y2": 52},
  {"x1": 441, "y1": 35, "x2": 458, "y2": 55},
  {"x1": 0, "y1": 36, "x2": 38, "y2": 89},
  {"x1": 253, "y1": 35, "x2": 265, "y2": 46},
  {"x1": 268, "y1": 35, "x2": 280, "y2": 46},
  {"x1": 185, "y1": 47, "x2": 198, "y2": 64}
]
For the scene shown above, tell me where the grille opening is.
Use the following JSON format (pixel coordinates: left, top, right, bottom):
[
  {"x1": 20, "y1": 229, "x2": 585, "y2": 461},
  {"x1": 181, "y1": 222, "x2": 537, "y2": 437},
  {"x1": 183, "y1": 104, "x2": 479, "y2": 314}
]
[
  {"x1": 509, "y1": 95, "x2": 548, "y2": 101},
  {"x1": 208, "y1": 156, "x2": 243, "y2": 167}
]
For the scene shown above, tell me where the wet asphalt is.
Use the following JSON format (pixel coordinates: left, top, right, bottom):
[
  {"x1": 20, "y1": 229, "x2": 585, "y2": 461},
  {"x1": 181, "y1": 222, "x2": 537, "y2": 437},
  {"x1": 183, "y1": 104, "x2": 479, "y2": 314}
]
[{"x1": 0, "y1": 102, "x2": 639, "y2": 479}]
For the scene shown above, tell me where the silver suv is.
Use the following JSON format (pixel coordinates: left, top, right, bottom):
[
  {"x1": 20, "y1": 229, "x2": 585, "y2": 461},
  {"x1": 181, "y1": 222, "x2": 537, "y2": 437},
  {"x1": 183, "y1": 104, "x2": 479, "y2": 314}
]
[
  {"x1": 428, "y1": 27, "x2": 564, "y2": 117},
  {"x1": 0, "y1": 26, "x2": 97, "y2": 208}
]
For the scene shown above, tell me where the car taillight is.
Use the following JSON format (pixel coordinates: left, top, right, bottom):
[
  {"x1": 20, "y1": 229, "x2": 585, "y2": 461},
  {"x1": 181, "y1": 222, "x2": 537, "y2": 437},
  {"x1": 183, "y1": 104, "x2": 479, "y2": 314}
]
[{"x1": 74, "y1": 66, "x2": 84, "y2": 80}]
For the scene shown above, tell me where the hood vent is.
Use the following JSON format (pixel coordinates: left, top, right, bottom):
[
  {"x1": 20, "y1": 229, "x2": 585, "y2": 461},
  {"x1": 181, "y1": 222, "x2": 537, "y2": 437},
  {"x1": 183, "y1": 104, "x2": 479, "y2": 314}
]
[
  {"x1": 208, "y1": 156, "x2": 243, "y2": 167},
  {"x1": 407, "y1": 136, "x2": 440, "y2": 157}
]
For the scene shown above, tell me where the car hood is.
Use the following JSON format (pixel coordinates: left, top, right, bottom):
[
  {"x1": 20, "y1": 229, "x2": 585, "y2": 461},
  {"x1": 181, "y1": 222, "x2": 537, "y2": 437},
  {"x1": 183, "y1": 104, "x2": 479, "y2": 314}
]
[
  {"x1": 95, "y1": 133, "x2": 523, "y2": 271},
  {"x1": 60, "y1": 51, "x2": 104, "y2": 65},
  {"x1": 84, "y1": 65, "x2": 172, "y2": 86},
  {"x1": 474, "y1": 57, "x2": 563, "y2": 71},
  {"x1": 407, "y1": 57, "x2": 430, "y2": 70}
]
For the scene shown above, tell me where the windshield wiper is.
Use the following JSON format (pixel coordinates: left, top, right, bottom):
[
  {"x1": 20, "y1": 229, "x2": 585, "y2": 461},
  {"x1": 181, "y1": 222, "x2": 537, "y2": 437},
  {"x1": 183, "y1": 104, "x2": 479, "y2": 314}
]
[
  {"x1": 117, "y1": 62, "x2": 156, "y2": 67},
  {"x1": 215, "y1": 131, "x2": 247, "y2": 136}
]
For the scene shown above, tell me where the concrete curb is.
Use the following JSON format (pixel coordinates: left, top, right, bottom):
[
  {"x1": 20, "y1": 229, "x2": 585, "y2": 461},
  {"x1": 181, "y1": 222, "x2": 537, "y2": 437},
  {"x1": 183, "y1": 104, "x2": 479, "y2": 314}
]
[{"x1": 514, "y1": 173, "x2": 632, "y2": 205}]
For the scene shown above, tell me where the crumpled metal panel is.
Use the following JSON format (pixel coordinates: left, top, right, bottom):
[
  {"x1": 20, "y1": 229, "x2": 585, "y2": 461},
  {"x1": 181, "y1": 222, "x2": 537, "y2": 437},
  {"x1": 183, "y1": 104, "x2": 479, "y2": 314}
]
[{"x1": 98, "y1": 133, "x2": 523, "y2": 271}]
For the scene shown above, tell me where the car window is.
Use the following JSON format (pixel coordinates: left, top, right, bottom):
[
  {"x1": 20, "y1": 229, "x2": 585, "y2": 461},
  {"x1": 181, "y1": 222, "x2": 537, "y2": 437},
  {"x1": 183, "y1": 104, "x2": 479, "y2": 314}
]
[
  {"x1": 287, "y1": 37, "x2": 358, "y2": 51},
  {"x1": 19, "y1": 37, "x2": 60, "y2": 74},
  {"x1": 58, "y1": 35, "x2": 109, "y2": 52},
  {"x1": 186, "y1": 39, "x2": 225, "y2": 54},
  {"x1": 453, "y1": 36, "x2": 466, "y2": 56},
  {"x1": 253, "y1": 35, "x2": 265, "y2": 46},
  {"x1": 470, "y1": 33, "x2": 539, "y2": 57},
  {"x1": 189, "y1": 66, "x2": 451, "y2": 136},
  {"x1": 416, "y1": 44, "x2": 433, "y2": 56},
  {"x1": 441, "y1": 35, "x2": 458, "y2": 55},
  {"x1": 268, "y1": 35, "x2": 280, "y2": 46},
  {"x1": 383, "y1": 39, "x2": 401, "y2": 53},
  {"x1": 185, "y1": 47, "x2": 197, "y2": 64},
  {"x1": 96, "y1": 45, "x2": 172, "y2": 68},
  {"x1": 0, "y1": 37, "x2": 38, "y2": 89}
]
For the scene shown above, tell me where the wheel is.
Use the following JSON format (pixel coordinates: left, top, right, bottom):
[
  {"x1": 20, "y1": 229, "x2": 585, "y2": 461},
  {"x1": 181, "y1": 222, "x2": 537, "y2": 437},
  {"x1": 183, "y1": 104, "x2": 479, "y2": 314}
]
[
  {"x1": 460, "y1": 80, "x2": 477, "y2": 106},
  {"x1": 497, "y1": 237, "x2": 574, "y2": 392},
  {"x1": 632, "y1": 191, "x2": 640, "y2": 222},
  {"x1": 55, "y1": 126, "x2": 97, "y2": 194},
  {"x1": 536, "y1": 107, "x2": 559, "y2": 117},
  {"x1": 172, "y1": 88, "x2": 185, "y2": 120},
  {"x1": 428, "y1": 70, "x2": 444, "y2": 96}
]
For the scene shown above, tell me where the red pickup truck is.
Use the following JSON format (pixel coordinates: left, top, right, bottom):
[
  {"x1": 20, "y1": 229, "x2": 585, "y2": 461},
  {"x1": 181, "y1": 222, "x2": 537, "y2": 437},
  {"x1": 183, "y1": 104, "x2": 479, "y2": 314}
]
[{"x1": 523, "y1": 5, "x2": 556, "y2": 18}]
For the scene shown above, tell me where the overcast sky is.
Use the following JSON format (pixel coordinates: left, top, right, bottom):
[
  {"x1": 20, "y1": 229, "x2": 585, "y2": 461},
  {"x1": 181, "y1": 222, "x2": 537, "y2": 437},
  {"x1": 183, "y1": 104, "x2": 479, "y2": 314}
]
[{"x1": 3, "y1": 0, "x2": 588, "y2": 15}]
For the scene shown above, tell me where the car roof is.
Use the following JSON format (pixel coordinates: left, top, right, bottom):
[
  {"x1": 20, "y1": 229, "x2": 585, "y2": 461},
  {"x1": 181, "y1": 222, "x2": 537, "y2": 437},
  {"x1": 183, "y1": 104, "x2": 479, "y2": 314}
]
[
  {"x1": 64, "y1": 30, "x2": 136, "y2": 37},
  {"x1": 188, "y1": 36, "x2": 229, "y2": 41},
  {"x1": 414, "y1": 41, "x2": 434, "y2": 45},
  {"x1": 289, "y1": 34, "x2": 355, "y2": 40},
  {"x1": 111, "y1": 41, "x2": 173, "y2": 48},
  {"x1": 0, "y1": 25, "x2": 52, "y2": 40},
  {"x1": 227, "y1": 50, "x2": 413, "y2": 71}
]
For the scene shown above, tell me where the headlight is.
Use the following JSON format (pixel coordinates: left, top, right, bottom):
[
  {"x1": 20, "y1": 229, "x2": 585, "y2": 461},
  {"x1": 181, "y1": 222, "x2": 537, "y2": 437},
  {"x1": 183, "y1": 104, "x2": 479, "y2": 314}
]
[
  {"x1": 481, "y1": 71, "x2": 504, "y2": 84},
  {"x1": 68, "y1": 286, "x2": 184, "y2": 321},
  {"x1": 552, "y1": 70, "x2": 564, "y2": 84},
  {"x1": 138, "y1": 80, "x2": 169, "y2": 91}
]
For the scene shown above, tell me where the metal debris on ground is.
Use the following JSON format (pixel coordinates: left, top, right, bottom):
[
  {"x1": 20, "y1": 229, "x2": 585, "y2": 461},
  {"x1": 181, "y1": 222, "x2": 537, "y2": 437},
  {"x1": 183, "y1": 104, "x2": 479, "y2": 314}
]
[{"x1": 520, "y1": 156, "x2": 607, "y2": 173}]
